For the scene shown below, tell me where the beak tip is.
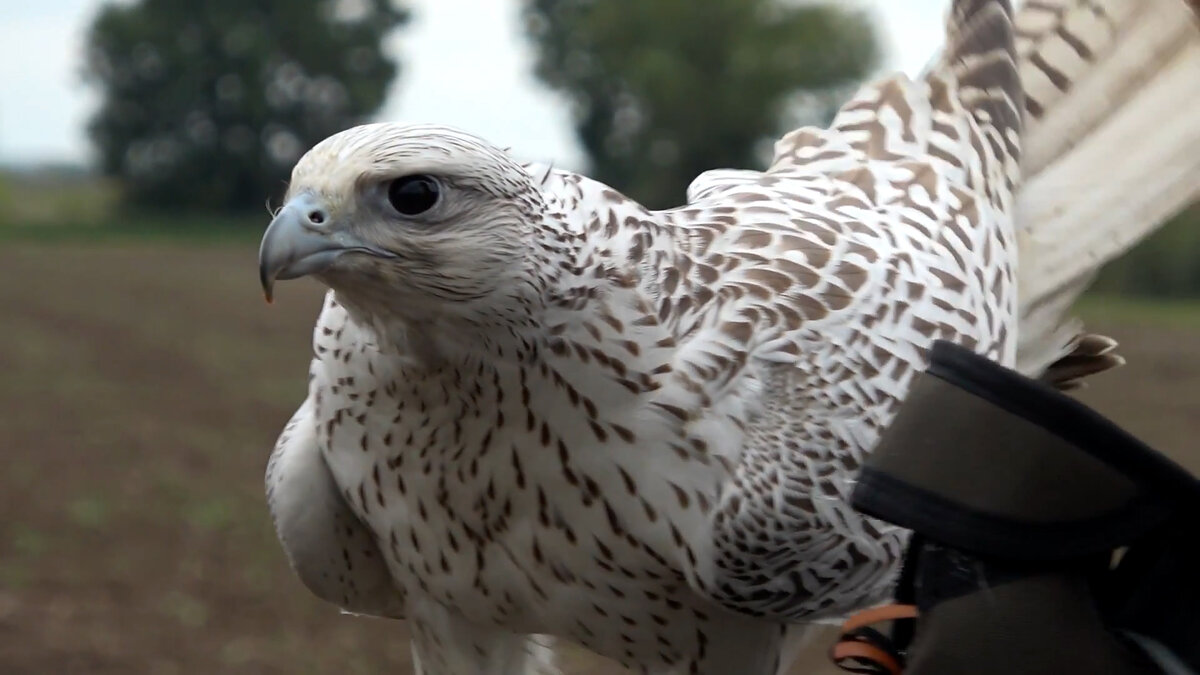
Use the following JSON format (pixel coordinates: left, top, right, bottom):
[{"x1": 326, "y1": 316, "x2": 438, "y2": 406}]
[
  {"x1": 259, "y1": 194, "x2": 354, "y2": 300},
  {"x1": 259, "y1": 267, "x2": 275, "y2": 304}
]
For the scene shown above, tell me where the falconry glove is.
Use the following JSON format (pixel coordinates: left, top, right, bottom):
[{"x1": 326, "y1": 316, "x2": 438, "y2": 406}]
[{"x1": 835, "y1": 340, "x2": 1200, "y2": 675}]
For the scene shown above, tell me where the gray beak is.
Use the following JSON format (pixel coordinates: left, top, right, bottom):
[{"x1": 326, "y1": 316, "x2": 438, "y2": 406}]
[{"x1": 258, "y1": 193, "x2": 393, "y2": 302}]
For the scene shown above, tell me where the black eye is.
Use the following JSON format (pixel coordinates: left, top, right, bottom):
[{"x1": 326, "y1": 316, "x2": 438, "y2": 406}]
[{"x1": 387, "y1": 175, "x2": 440, "y2": 216}]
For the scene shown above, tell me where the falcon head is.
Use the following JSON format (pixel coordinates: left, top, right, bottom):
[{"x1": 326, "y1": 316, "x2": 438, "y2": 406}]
[{"x1": 259, "y1": 123, "x2": 547, "y2": 325}]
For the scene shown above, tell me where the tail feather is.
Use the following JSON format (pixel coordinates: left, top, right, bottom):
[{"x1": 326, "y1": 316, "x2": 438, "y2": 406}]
[
  {"x1": 1011, "y1": 0, "x2": 1200, "y2": 378},
  {"x1": 1038, "y1": 332, "x2": 1125, "y2": 390}
]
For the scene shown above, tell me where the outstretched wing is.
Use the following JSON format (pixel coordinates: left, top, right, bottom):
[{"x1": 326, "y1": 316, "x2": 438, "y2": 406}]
[
  {"x1": 660, "y1": 0, "x2": 1025, "y2": 621},
  {"x1": 1012, "y1": 0, "x2": 1200, "y2": 378}
]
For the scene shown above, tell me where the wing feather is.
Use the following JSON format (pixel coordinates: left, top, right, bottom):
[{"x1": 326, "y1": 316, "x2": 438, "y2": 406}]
[{"x1": 265, "y1": 301, "x2": 406, "y2": 619}]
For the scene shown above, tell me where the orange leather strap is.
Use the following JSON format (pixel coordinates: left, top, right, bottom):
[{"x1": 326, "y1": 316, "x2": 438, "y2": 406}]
[
  {"x1": 840, "y1": 604, "x2": 919, "y2": 632},
  {"x1": 830, "y1": 639, "x2": 904, "y2": 675},
  {"x1": 830, "y1": 604, "x2": 919, "y2": 674}
]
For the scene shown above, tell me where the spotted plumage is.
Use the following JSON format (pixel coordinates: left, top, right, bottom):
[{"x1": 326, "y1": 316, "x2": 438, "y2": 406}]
[{"x1": 259, "y1": 1, "x2": 1200, "y2": 673}]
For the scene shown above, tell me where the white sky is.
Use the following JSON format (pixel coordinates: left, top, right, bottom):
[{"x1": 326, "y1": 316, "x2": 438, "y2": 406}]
[{"x1": 0, "y1": 0, "x2": 949, "y2": 168}]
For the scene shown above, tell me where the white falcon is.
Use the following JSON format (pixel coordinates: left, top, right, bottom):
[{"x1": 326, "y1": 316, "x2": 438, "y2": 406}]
[{"x1": 257, "y1": 0, "x2": 1200, "y2": 673}]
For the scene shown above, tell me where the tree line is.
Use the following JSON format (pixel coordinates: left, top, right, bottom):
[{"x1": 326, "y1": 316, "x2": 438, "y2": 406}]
[{"x1": 84, "y1": 0, "x2": 878, "y2": 213}]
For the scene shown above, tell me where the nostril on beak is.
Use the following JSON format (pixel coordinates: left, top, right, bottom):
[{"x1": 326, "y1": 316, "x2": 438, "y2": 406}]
[{"x1": 307, "y1": 210, "x2": 326, "y2": 225}]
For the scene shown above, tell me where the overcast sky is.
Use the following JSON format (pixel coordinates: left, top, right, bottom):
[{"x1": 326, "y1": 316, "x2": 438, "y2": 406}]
[{"x1": 0, "y1": 0, "x2": 949, "y2": 168}]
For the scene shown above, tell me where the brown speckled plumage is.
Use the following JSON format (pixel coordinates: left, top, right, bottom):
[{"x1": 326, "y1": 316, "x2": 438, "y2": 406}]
[{"x1": 261, "y1": 1, "x2": 1200, "y2": 673}]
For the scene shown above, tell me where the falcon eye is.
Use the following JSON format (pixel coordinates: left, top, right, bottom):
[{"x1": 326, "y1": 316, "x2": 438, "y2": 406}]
[{"x1": 387, "y1": 175, "x2": 441, "y2": 216}]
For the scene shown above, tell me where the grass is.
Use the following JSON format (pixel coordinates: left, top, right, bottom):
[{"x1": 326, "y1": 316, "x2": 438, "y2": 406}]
[
  {"x1": 0, "y1": 170, "x2": 263, "y2": 244},
  {"x1": 0, "y1": 170, "x2": 120, "y2": 227},
  {"x1": 0, "y1": 213, "x2": 264, "y2": 245},
  {"x1": 1078, "y1": 294, "x2": 1200, "y2": 330},
  {"x1": 0, "y1": 239, "x2": 1196, "y2": 674}
]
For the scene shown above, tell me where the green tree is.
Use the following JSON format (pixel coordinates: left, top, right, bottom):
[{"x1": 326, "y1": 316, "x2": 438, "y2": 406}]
[
  {"x1": 1090, "y1": 205, "x2": 1200, "y2": 297},
  {"x1": 523, "y1": 0, "x2": 880, "y2": 208},
  {"x1": 83, "y1": 0, "x2": 408, "y2": 213}
]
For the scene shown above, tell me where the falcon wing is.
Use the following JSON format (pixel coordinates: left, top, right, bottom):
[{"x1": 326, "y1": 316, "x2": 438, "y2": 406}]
[
  {"x1": 265, "y1": 296, "x2": 406, "y2": 619},
  {"x1": 1012, "y1": 0, "x2": 1200, "y2": 378},
  {"x1": 671, "y1": 0, "x2": 1024, "y2": 621}
]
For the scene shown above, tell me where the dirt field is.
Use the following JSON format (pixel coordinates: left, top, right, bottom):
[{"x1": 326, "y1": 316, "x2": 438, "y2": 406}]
[{"x1": 1, "y1": 242, "x2": 1196, "y2": 674}]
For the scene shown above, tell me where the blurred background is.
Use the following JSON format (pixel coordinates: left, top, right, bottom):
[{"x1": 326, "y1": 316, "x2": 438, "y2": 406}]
[{"x1": 1, "y1": 0, "x2": 1196, "y2": 673}]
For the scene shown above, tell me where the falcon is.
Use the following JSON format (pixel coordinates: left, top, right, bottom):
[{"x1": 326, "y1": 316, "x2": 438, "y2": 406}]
[{"x1": 257, "y1": 0, "x2": 1200, "y2": 672}]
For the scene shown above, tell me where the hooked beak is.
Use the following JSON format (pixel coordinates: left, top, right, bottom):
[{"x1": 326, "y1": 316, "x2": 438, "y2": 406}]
[{"x1": 258, "y1": 193, "x2": 394, "y2": 303}]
